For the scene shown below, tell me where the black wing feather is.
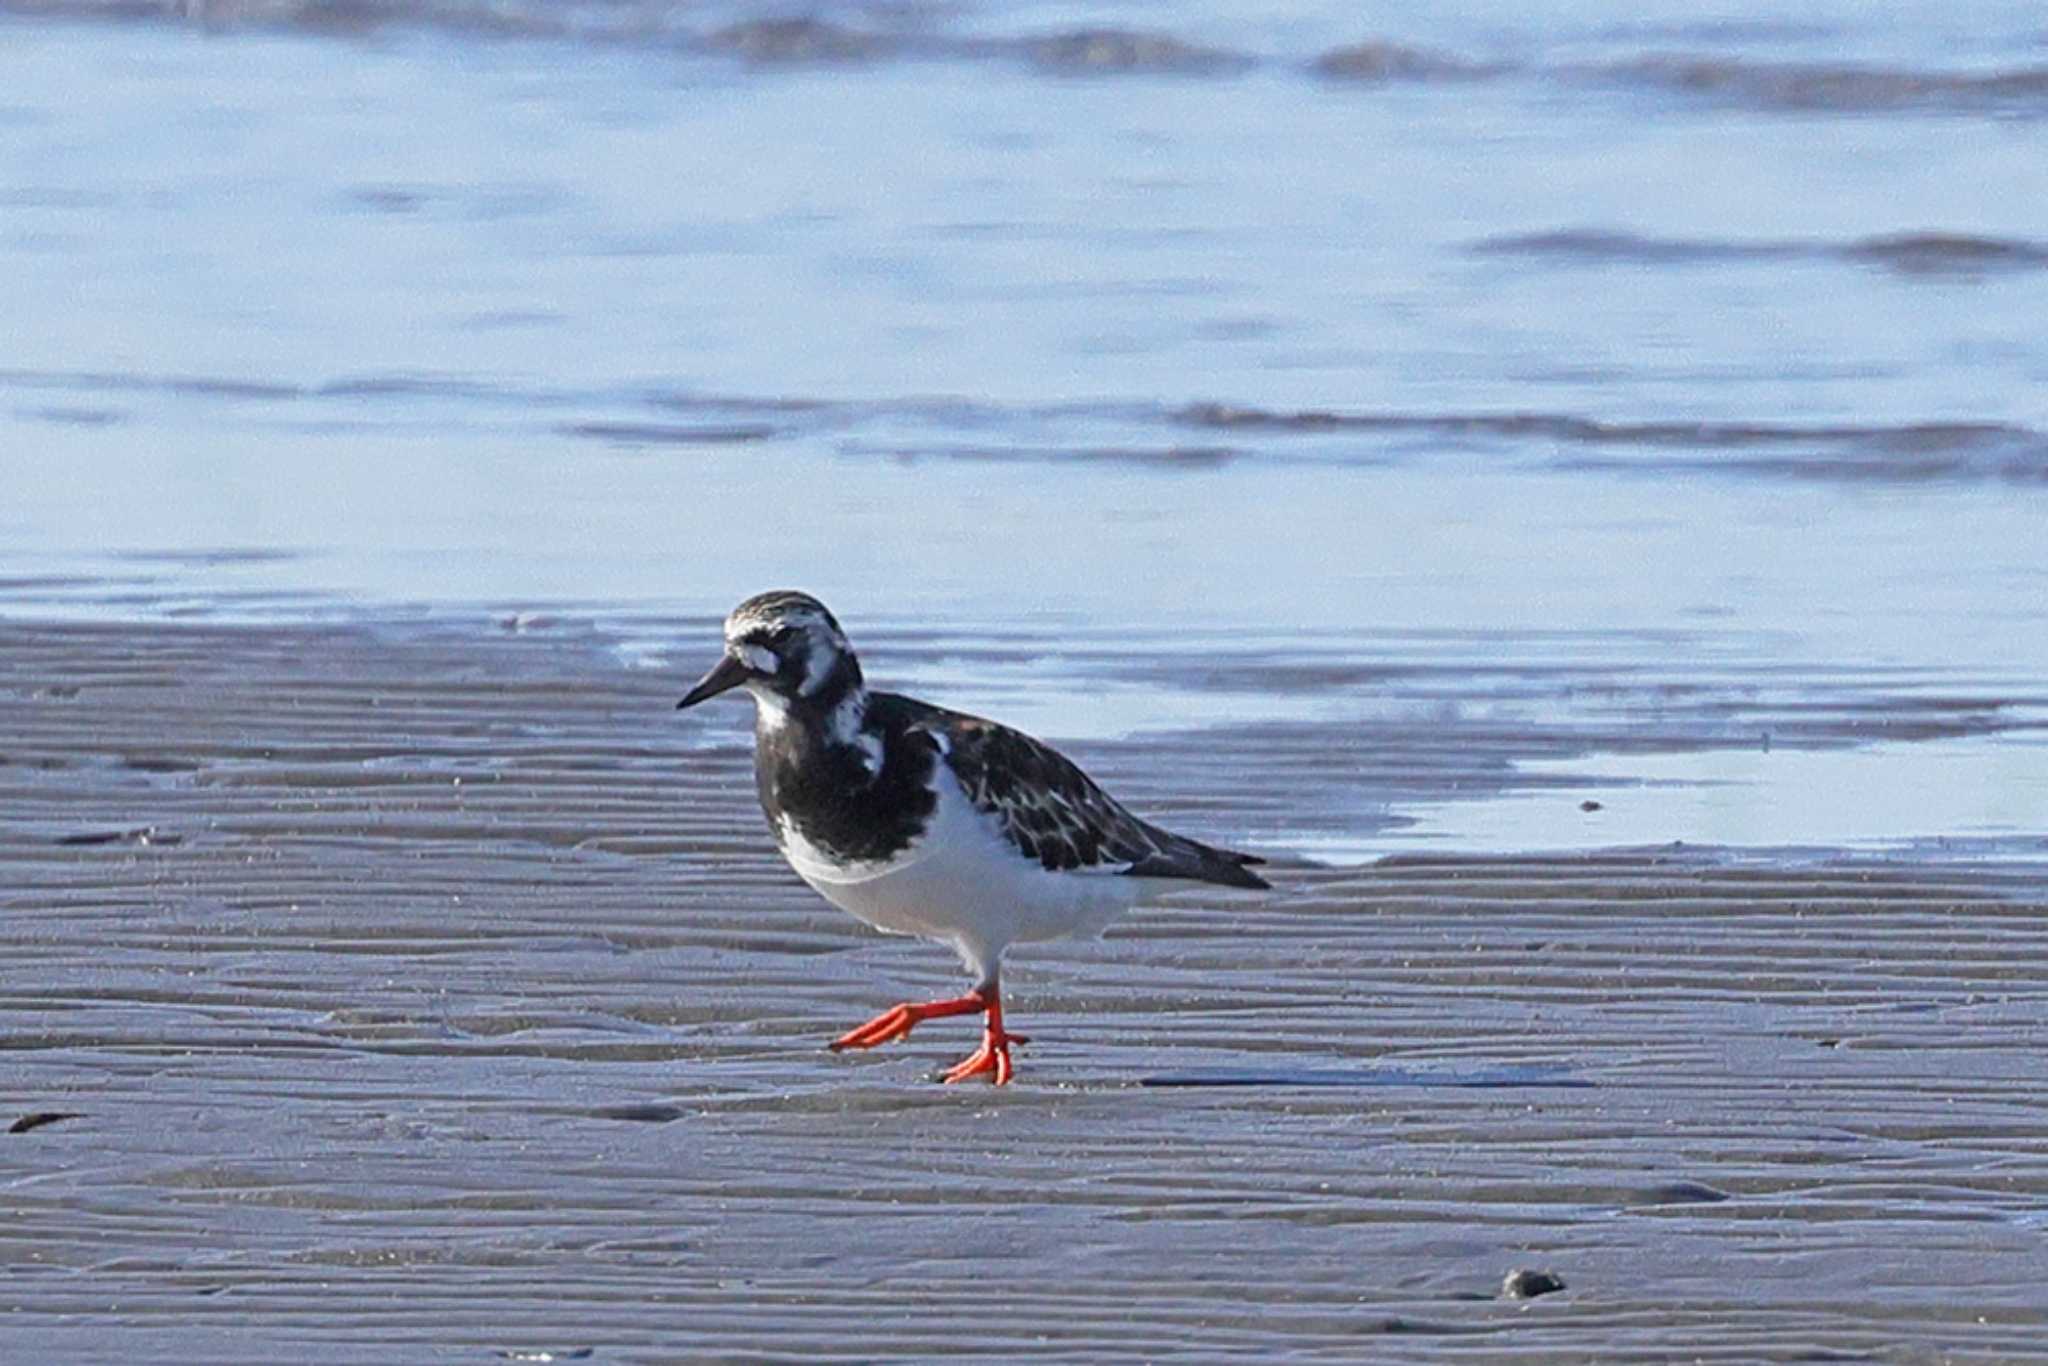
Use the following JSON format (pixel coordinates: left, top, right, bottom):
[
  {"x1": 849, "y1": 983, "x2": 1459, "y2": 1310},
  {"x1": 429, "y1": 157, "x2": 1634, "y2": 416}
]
[{"x1": 888, "y1": 696, "x2": 1269, "y2": 891}]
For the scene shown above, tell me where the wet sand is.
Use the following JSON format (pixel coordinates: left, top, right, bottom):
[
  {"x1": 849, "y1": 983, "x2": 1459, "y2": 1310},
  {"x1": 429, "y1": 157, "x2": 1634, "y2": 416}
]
[{"x1": 4, "y1": 617, "x2": 2046, "y2": 1360}]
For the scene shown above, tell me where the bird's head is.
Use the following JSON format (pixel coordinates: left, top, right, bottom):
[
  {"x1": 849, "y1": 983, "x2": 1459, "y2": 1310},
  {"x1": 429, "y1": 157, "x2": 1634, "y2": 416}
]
[{"x1": 677, "y1": 590, "x2": 862, "y2": 713}]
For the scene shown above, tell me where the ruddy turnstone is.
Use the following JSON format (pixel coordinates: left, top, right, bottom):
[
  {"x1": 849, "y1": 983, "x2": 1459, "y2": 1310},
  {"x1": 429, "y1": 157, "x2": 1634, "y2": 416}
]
[{"x1": 677, "y1": 590, "x2": 1268, "y2": 1085}]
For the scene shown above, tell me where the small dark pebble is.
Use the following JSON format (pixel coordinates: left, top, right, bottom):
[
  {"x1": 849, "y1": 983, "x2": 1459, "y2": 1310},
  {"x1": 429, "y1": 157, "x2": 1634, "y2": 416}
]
[
  {"x1": 1579, "y1": 799, "x2": 1603, "y2": 812},
  {"x1": 10, "y1": 1112, "x2": 84, "y2": 1135},
  {"x1": 1501, "y1": 1268, "x2": 1567, "y2": 1299}
]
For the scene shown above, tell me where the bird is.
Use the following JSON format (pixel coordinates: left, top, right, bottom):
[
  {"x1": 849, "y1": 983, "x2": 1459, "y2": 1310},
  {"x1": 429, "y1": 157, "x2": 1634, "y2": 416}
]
[{"x1": 676, "y1": 590, "x2": 1269, "y2": 1085}]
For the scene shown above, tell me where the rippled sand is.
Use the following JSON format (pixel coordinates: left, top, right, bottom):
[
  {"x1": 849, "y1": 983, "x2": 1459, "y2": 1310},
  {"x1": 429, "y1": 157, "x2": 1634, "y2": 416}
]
[{"x1": 5, "y1": 619, "x2": 2046, "y2": 1359}]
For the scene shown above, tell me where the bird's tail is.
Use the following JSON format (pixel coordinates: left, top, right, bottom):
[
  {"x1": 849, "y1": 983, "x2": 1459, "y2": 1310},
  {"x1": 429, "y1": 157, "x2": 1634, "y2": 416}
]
[{"x1": 1127, "y1": 831, "x2": 1271, "y2": 891}]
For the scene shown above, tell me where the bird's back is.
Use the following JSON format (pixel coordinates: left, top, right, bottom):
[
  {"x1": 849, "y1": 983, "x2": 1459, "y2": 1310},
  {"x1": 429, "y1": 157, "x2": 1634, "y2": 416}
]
[{"x1": 877, "y1": 693, "x2": 1270, "y2": 891}]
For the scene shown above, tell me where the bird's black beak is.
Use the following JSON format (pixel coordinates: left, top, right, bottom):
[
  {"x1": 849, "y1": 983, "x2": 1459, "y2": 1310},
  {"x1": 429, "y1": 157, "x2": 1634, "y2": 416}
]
[{"x1": 676, "y1": 653, "x2": 749, "y2": 709}]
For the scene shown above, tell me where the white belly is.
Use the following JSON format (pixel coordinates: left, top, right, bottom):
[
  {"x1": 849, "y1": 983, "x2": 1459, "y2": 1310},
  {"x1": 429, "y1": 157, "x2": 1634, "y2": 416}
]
[{"x1": 777, "y1": 762, "x2": 1155, "y2": 980}]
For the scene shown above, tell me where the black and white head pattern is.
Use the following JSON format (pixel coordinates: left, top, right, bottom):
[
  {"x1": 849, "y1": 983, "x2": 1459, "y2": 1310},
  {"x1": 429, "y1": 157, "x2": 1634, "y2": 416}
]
[{"x1": 723, "y1": 590, "x2": 863, "y2": 708}]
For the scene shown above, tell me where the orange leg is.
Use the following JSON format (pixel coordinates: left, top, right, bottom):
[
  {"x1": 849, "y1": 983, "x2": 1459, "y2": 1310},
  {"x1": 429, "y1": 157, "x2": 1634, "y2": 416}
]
[
  {"x1": 828, "y1": 985, "x2": 1027, "y2": 1085},
  {"x1": 829, "y1": 988, "x2": 991, "y2": 1052},
  {"x1": 937, "y1": 991, "x2": 1026, "y2": 1086}
]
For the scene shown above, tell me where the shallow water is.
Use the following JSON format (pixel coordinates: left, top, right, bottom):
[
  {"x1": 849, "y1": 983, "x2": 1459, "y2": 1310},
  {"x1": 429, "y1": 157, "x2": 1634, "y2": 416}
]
[{"x1": 5, "y1": 3, "x2": 2048, "y2": 859}]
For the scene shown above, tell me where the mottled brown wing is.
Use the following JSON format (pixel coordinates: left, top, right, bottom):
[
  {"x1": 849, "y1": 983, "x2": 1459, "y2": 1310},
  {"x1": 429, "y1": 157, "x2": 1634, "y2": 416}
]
[{"x1": 909, "y1": 704, "x2": 1269, "y2": 889}]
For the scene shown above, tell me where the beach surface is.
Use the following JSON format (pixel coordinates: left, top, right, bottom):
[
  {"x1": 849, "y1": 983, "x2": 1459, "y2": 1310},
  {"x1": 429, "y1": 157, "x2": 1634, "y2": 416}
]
[
  {"x1": 5, "y1": 618, "x2": 2046, "y2": 1360},
  {"x1": 6, "y1": 0, "x2": 2048, "y2": 1355}
]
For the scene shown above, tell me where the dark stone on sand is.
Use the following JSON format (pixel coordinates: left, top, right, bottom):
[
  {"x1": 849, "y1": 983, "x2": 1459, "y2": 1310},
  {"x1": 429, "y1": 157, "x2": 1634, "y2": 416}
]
[
  {"x1": 1500, "y1": 1267, "x2": 1567, "y2": 1299},
  {"x1": 9, "y1": 1112, "x2": 83, "y2": 1135},
  {"x1": 1580, "y1": 799, "x2": 1603, "y2": 811}
]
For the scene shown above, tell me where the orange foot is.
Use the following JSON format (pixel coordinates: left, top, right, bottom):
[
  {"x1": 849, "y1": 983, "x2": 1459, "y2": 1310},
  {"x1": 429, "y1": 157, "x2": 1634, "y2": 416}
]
[
  {"x1": 827, "y1": 986, "x2": 1027, "y2": 1086},
  {"x1": 829, "y1": 988, "x2": 991, "y2": 1052},
  {"x1": 937, "y1": 1022, "x2": 1028, "y2": 1085},
  {"x1": 938, "y1": 993, "x2": 1026, "y2": 1086}
]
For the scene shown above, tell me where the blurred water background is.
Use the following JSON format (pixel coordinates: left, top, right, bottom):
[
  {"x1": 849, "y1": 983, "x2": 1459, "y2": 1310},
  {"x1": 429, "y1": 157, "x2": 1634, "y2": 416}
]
[{"x1": 4, "y1": 0, "x2": 2047, "y2": 853}]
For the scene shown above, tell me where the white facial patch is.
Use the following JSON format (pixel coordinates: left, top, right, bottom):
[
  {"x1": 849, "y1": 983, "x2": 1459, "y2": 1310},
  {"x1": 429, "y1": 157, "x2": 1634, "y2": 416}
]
[
  {"x1": 738, "y1": 643, "x2": 778, "y2": 674},
  {"x1": 823, "y1": 688, "x2": 882, "y2": 777},
  {"x1": 797, "y1": 632, "x2": 843, "y2": 695},
  {"x1": 746, "y1": 681, "x2": 793, "y2": 730}
]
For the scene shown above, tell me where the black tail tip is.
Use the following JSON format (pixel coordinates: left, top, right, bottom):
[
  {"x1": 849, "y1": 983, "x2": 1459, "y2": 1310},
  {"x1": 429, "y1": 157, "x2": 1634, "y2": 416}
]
[{"x1": 1217, "y1": 854, "x2": 1271, "y2": 890}]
